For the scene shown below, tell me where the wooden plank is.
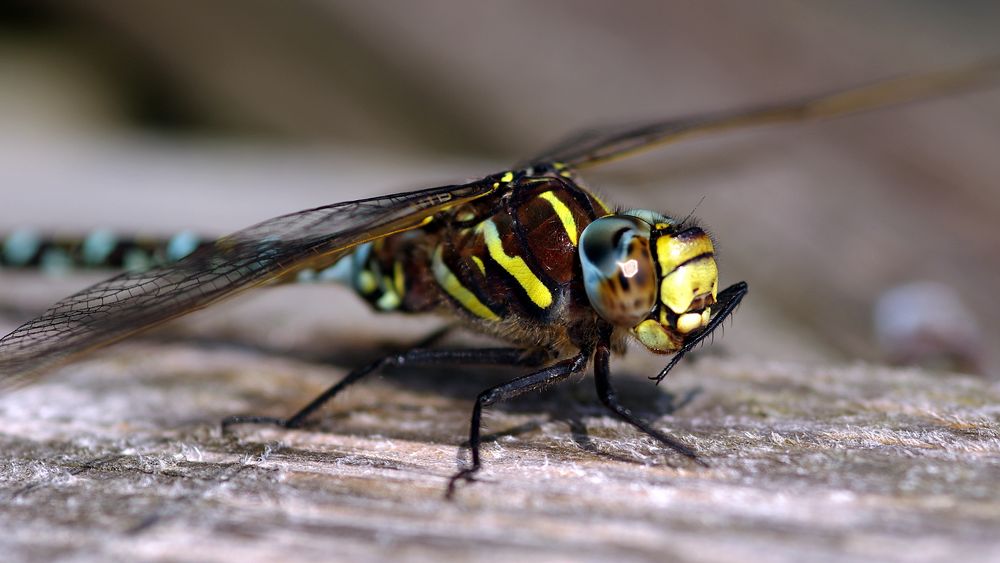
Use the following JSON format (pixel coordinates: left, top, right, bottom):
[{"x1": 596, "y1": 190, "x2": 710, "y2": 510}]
[{"x1": 1, "y1": 339, "x2": 998, "y2": 562}]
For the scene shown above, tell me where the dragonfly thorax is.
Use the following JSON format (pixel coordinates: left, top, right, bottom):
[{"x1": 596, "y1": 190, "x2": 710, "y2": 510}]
[{"x1": 580, "y1": 210, "x2": 719, "y2": 354}]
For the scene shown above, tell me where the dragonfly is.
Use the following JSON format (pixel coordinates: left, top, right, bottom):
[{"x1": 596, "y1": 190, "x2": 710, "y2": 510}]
[{"x1": 1, "y1": 60, "x2": 997, "y2": 496}]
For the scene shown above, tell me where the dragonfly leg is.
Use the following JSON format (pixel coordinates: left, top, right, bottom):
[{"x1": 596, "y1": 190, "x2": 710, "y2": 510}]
[
  {"x1": 221, "y1": 347, "x2": 544, "y2": 432},
  {"x1": 594, "y1": 329, "x2": 705, "y2": 465},
  {"x1": 447, "y1": 350, "x2": 590, "y2": 498}
]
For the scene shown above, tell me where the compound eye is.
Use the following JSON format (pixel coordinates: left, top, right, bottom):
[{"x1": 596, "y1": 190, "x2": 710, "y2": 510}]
[{"x1": 579, "y1": 215, "x2": 657, "y2": 326}]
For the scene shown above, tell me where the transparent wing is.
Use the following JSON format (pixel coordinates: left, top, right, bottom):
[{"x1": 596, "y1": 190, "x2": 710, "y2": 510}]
[
  {"x1": 528, "y1": 59, "x2": 1000, "y2": 169},
  {"x1": 0, "y1": 180, "x2": 498, "y2": 386}
]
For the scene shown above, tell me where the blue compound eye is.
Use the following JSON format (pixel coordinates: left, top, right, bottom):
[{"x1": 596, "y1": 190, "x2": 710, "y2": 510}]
[{"x1": 579, "y1": 215, "x2": 657, "y2": 326}]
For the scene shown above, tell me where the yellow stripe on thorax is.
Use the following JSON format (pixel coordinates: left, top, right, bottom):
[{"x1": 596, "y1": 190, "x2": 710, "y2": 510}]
[
  {"x1": 376, "y1": 288, "x2": 401, "y2": 310},
  {"x1": 471, "y1": 255, "x2": 486, "y2": 276},
  {"x1": 537, "y1": 191, "x2": 578, "y2": 245},
  {"x1": 589, "y1": 191, "x2": 612, "y2": 215},
  {"x1": 476, "y1": 219, "x2": 553, "y2": 309},
  {"x1": 432, "y1": 246, "x2": 500, "y2": 321}
]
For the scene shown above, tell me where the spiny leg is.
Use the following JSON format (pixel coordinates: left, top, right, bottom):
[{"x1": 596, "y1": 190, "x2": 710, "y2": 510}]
[
  {"x1": 594, "y1": 324, "x2": 705, "y2": 465},
  {"x1": 651, "y1": 280, "x2": 748, "y2": 385},
  {"x1": 447, "y1": 350, "x2": 591, "y2": 498},
  {"x1": 222, "y1": 347, "x2": 544, "y2": 432}
]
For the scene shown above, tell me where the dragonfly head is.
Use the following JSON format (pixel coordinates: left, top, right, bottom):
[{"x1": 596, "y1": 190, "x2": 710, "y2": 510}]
[{"x1": 579, "y1": 210, "x2": 718, "y2": 353}]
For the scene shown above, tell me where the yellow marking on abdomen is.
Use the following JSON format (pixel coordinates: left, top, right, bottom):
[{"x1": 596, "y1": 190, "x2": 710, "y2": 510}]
[
  {"x1": 376, "y1": 289, "x2": 401, "y2": 311},
  {"x1": 357, "y1": 270, "x2": 378, "y2": 294},
  {"x1": 476, "y1": 219, "x2": 553, "y2": 309},
  {"x1": 537, "y1": 191, "x2": 578, "y2": 246},
  {"x1": 432, "y1": 246, "x2": 500, "y2": 321}
]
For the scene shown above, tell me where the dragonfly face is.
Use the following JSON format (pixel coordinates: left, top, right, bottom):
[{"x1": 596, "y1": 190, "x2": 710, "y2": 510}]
[{"x1": 579, "y1": 211, "x2": 718, "y2": 354}]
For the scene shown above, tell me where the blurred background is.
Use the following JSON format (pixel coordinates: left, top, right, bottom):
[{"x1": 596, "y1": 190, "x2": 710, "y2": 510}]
[{"x1": 1, "y1": 1, "x2": 999, "y2": 375}]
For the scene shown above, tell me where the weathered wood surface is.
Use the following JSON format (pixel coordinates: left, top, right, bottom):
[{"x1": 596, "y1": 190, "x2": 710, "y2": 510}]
[
  {"x1": 4, "y1": 4, "x2": 1000, "y2": 560},
  {"x1": 1, "y1": 331, "x2": 998, "y2": 563}
]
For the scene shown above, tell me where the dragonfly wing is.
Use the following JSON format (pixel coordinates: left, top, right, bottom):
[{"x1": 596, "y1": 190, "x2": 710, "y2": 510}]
[
  {"x1": 528, "y1": 59, "x2": 1000, "y2": 169},
  {"x1": 0, "y1": 180, "x2": 498, "y2": 386}
]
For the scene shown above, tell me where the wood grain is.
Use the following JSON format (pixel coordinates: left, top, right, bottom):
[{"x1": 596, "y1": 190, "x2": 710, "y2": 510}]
[{"x1": 1, "y1": 332, "x2": 999, "y2": 562}]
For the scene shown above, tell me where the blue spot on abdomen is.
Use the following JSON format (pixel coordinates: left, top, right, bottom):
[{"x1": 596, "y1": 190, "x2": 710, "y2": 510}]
[
  {"x1": 2, "y1": 229, "x2": 41, "y2": 265},
  {"x1": 166, "y1": 231, "x2": 201, "y2": 262},
  {"x1": 81, "y1": 229, "x2": 118, "y2": 266}
]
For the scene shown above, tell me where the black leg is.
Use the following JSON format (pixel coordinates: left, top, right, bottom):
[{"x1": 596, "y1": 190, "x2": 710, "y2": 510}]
[
  {"x1": 651, "y1": 280, "x2": 748, "y2": 385},
  {"x1": 446, "y1": 350, "x2": 591, "y2": 498},
  {"x1": 594, "y1": 325, "x2": 705, "y2": 465},
  {"x1": 222, "y1": 347, "x2": 543, "y2": 432}
]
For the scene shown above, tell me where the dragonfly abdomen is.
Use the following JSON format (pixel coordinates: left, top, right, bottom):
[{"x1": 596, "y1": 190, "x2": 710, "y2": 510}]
[
  {"x1": 305, "y1": 232, "x2": 443, "y2": 314},
  {"x1": 0, "y1": 229, "x2": 208, "y2": 274}
]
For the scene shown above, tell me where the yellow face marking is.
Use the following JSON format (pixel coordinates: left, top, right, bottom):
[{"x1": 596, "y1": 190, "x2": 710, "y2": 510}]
[
  {"x1": 477, "y1": 220, "x2": 553, "y2": 309},
  {"x1": 537, "y1": 191, "x2": 578, "y2": 245},
  {"x1": 471, "y1": 255, "x2": 486, "y2": 276},
  {"x1": 393, "y1": 261, "x2": 405, "y2": 297},
  {"x1": 632, "y1": 319, "x2": 679, "y2": 353},
  {"x1": 500, "y1": 171, "x2": 514, "y2": 183},
  {"x1": 432, "y1": 246, "x2": 500, "y2": 321},
  {"x1": 660, "y1": 257, "x2": 718, "y2": 314},
  {"x1": 656, "y1": 234, "x2": 715, "y2": 276},
  {"x1": 676, "y1": 312, "x2": 703, "y2": 334}
]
